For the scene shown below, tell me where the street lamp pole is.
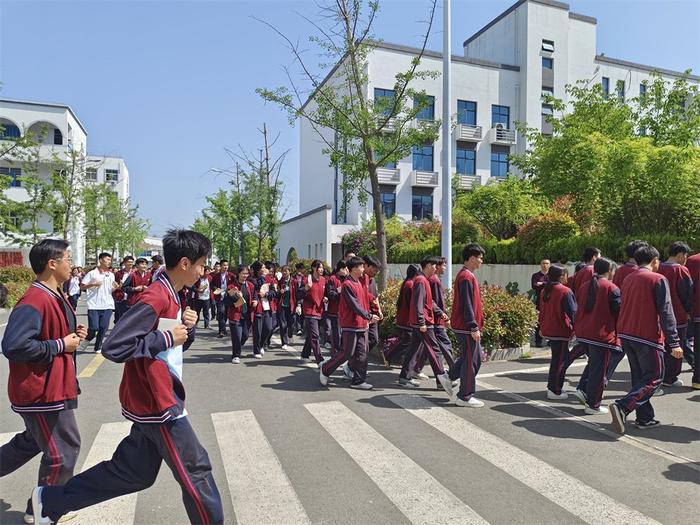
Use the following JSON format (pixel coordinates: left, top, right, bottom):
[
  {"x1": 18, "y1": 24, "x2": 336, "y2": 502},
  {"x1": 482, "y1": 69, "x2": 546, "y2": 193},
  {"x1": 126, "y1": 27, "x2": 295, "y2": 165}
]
[{"x1": 441, "y1": 0, "x2": 452, "y2": 287}]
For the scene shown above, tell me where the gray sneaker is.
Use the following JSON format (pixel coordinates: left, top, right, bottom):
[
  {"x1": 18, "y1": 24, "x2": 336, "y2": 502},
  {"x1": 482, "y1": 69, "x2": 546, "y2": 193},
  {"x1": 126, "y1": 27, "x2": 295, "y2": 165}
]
[{"x1": 399, "y1": 377, "x2": 420, "y2": 388}]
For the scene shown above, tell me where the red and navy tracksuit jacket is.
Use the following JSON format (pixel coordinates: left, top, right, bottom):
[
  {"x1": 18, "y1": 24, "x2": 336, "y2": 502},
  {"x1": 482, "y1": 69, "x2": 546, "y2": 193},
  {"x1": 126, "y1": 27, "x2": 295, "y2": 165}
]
[
  {"x1": 395, "y1": 279, "x2": 414, "y2": 330},
  {"x1": 574, "y1": 277, "x2": 621, "y2": 351},
  {"x1": 613, "y1": 262, "x2": 638, "y2": 288},
  {"x1": 325, "y1": 274, "x2": 345, "y2": 318},
  {"x1": 124, "y1": 271, "x2": 152, "y2": 306},
  {"x1": 618, "y1": 268, "x2": 680, "y2": 351},
  {"x1": 359, "y1": 274, "x2": 380, "y2": 316},
  {"x1": 687, "y1": 254, "x2": 700, "y2": 323},
  {"x1": 538, "y1": 282, "x2": 577, "y2": 341},
  {"x1": 450, "y1": 267, "x2": 484, "y2": 333},
  {"x1": 2, "y1": 281, "x2": 78, "y2": 413},
  {"x1": 253, "y1": 275, "x2": 279, "y2": 315},
  {"x1": 210, "y1": 271, "x2": 233, "y2": 302},
  {"x1": 429, "y1": 274, "x2": 448, "y2": 327},
  {"x1": 338, "y1": 276, "x2": 372, "y2": 331},
  {"x1": 302, "y1": 276, "x2": 326, "y2": 319},
  {"x1": 101, "y1": 272, "x2": 195, "y2": 424},
  {"x1": 409, "y1": 273, "x2": 434, "y2": 328},
  {"x1": 227, "y1": 278, "x2": 255, "y2": 323},
  {"x1": 113, "y1": 269, "x2": 129, "y2": 303},
  {"x1": 568, "y1": 264, "x2": 594, "y2": 296},
  {"x1": 276, "y1": 277, "x2": 296, "y2": 310},
  {"x1": 657, "y1": 262, "x2": 693, "y2": 330}
]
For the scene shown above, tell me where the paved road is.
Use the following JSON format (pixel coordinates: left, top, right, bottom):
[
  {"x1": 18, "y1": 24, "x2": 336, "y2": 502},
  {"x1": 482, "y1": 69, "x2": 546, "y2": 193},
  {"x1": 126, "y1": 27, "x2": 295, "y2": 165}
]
[{"x1": 1, "y1": 305, "x2": 698, "y2": 525}]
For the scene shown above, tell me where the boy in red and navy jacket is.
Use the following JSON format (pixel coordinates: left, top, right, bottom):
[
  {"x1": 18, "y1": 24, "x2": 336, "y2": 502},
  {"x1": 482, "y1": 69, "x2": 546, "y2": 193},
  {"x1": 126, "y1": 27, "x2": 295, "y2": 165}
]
[
  {"x1": 32, "y1": 229, "x2": 223, "y2": 525},
  {"x1": 361, "y1": 256, "x2": 382, "y2": 357},
  {"x1": 568, "y1": 247, "x2": 600, "y2": 296},
  {"x1": 383, "y1": 265, "x2": 418, "y2": 364},
  {"x1": 251, "y1": 261, "x2": 278, "y2": 358},
  {"x1": 325, "y1": 260, "x2": 348, "y2": 355},
  {"x1": 300, "y1": 260, "x2": 327, "y2": 365},
  {"x1": 319, "y1": 257, "x2": 378, "y2": 389},
  {"x1": 123, "y1": 257, "x2": 151, "y2": 307},
  {"x1": 610, "y1": 245, "x2": 682, "y2": 434},
  {"x1": 210, "y1": 259, "x2": 233, "y2": 338},
  {"x1": 275, "y1": 265, "x2": 296, "y2": 349},
  {"x1": 427, "y1": 257, "x2": 455, "y2": 369},
  {"x1": 113, "y1": 255, "x2": 134, "y2": 323},
  {"x1": 227, "y1": 264, "x2": 255, "y2": 363},
  {"x1": 398, "y1": 256, "x2": 453, "y2": 397},
  {"x1": 686, "y1": 252, "x2": 700, "y2": 389},
  {"x1": 613, "y1": 240, "x2": 648, "y2": 288},
  {"x1": 1, "y1": 239, "x2": 86, "y2": 523},
  {"x1": 450, "y1": 244, "x2": 487, "y2": 407},
  {"x1": 657, "y1": 241, "x2": 694, "y2": 387}
]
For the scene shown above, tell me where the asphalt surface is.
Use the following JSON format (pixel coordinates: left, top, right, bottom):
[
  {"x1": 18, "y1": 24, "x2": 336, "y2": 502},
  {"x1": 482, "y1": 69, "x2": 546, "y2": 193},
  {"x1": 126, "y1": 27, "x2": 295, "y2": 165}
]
[{"x1": 0, "y1": 304, "x2": 698, "y2": 525}]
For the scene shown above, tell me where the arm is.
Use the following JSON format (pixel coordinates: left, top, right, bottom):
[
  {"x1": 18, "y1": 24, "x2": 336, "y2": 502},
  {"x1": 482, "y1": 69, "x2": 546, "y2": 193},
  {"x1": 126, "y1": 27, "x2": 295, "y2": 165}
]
[
  {"x1": 122, "y1": 274, "x2": 140, "y2": 294},
  {"x1": 412, "y1": 281, "x2": 426, "y2": 326},
  {"x1": 1, "y1": 306, "x2": 66, "y2": 365},
  {"x1": 429, "y1": 279, "x2": 446, "y2": 318},
  {"x1": 342, "y1": 285, "x2": 372, "y2": 320},
  {"x1": 678, "y1": 271, "x2": 693, "y2": 315},
  {"x1": 653, "y1": 279, "x2": 680, "y2": 349},
  {"x1": 101, "y1": 302, "x2": 174, "y2": 362},
  {"x1": 562, "y1": 290, "x2": 577, "y2": 326},
  {"x1": 609, "y1": 287, "x2": 621, "y2": 317},
  {"x1": 326, "y1": 278, "x2": 341, "y2": 300},
  {"x1": 459, "y1": 278, "x2": 478, "y2": 331}
]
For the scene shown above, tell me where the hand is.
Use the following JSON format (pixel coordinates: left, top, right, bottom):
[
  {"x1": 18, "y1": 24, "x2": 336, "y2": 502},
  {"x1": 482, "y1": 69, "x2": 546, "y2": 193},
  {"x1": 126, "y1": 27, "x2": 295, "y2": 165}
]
[
  {"x1": 323, "y1": 297, "x2": 329, "y2": 304},
  {"x1": 227, "y1": 288, "x2": 237, "y2": 297},
  {"x1": 370, "y1": 314, "x2": 380, "y2": 323},
  {"x1": 171, "y1": 324, "x2": 189, "y2": 346},
  {"x1": 670, "y1": 347, "x2": 683, "y2": 359},
  {"x1": 63, "y1": 333, "x2": 81, "y2": 353},
  {"x1": 419, "y1": 325, "x2": 427, "y2": 333},
  {"x1": 445, "y1": 319, "x2": 451, "y2": 328},
  {"x1": 76, "y1": 324, "x2": 87, "y2": 340},
  {"x1": 441, "y1": 312, "x2": 448, "y2": 320},
  {"x1": 295, "y1": 305, "x2": 302, "y2": 316},
  {"x1": 304, "y1": 284, "x2": 311, "y2": 291},
  {"x1": 470, "y1": 330, "x2": 481, "y2": 342},
  {"x1": 182, "y1": 307, "x2": 197, "y2": 329},
  {"x1": 252, "y1": 300, "x2": 259, "y2": 308}
]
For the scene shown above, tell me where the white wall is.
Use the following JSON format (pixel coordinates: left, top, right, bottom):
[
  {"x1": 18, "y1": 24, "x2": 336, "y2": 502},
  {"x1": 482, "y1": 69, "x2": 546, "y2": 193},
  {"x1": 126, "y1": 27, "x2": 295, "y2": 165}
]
[
  {"x1": 278, "y1": 206, "x2": 333, "y2": 264},
  {"x1": 463, "y1": 9, "x2": 520, "y2": 66}
]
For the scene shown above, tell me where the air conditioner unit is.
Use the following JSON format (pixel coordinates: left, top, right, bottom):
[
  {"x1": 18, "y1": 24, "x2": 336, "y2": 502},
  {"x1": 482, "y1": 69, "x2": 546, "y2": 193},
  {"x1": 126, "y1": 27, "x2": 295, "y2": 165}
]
[{"x1": 495, "y1": 123, "x2": 505, "y2": 130}]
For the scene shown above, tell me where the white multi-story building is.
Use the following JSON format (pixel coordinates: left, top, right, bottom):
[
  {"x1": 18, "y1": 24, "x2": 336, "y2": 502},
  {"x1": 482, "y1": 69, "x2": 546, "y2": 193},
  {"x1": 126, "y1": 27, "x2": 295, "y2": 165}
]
[
  {"x1": 0, "y1": 98, "x2": 130, "y2": 266},
  {"x1": 278, "y1": 0, "x2": 699, "y2": 265}
]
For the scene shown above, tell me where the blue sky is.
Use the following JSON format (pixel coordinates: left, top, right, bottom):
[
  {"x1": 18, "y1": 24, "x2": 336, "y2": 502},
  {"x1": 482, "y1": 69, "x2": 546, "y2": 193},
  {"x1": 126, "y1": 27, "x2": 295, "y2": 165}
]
[{"x1": 1, "y1": 0, "x2": 698, "y2": 236}]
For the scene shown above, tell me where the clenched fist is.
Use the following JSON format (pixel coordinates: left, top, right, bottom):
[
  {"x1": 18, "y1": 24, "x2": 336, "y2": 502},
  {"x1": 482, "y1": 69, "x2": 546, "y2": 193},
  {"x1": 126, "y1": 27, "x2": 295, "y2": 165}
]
[
  {"x1": 76, "y1": 324, "x2": 88, "y2": 340},
  {"x1": 63, "y1": 333, "x2": 81, "y2": 353},
  {"x1": 182, "y1": 307, "x2": 197, "y2": 329},
  {"x1": 171, "y1": 324, "x2": 189, "y2": 346}
]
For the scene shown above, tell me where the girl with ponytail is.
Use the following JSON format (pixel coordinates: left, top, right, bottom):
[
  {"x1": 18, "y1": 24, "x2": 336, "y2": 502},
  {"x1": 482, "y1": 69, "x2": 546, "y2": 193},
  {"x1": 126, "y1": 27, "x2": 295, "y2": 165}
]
[
  {"x1": 539, "y1": 264, "x2": 577, "y2": 400},
  {"x1": 383, "y1": 264, "x2": 420, "y2": 364},
  {"x1": 572, "y1": 258, "x2": 622, "y2": 414}
]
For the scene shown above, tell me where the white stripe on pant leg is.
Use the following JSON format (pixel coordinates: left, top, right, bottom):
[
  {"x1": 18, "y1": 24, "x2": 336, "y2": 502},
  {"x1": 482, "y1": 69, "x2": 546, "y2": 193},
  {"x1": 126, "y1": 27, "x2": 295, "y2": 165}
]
[
  {"x1": 391, "y1": 395, "x2": 661, "y2": 525},
  {"x1": 73, "y1": 422, "x2": 135, "y2": 525},
  {"x1": 211, "y1": 410, "x2": 310, "y2": 525},
  {"x1": 305, "y1": 401, "x2": 488, "y2": 525}
]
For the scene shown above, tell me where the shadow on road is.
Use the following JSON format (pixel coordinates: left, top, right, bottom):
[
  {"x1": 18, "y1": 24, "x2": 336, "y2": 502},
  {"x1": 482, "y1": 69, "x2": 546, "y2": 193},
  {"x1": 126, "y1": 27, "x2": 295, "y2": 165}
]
[
  {"x1": 662, "y1": 462, "x2": 700, "y2": 484},
  {"x1": 511, "y1": 418, "x2": 617, "y2": 442}
]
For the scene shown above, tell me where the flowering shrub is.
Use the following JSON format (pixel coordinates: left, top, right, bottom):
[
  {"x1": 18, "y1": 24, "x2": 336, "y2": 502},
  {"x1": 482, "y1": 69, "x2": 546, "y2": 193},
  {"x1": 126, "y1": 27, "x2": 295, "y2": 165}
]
[{"x1": 0, "y1": 265, "x2": 35, "y2": 308}]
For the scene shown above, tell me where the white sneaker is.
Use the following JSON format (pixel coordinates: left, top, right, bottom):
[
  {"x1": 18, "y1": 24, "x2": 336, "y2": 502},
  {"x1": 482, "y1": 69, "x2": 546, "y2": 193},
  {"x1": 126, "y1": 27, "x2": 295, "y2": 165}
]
[
  {"x1": 260, "y1": 348, "x2": 265, "y2": 356},
  {"x1": 454, "y1": 396, "x2": 484, "y2": 408},
  {"x1": 300, "y1": 356, "x2": 312, "y2": 363},
  {"x1": 350, "y1": 382, "x2": 373, "y2": 390},
  {"x1": 653, "y1": 388, "x2": 664, "y2": 397},
  {"x1": 452, "y1": 379, "x2": 460, "y2": 388},
  {"x1": 571, "y1": 389, "x2": 587, "y2": 406},
  {"x1": 23, "y1": 513, "x2": 34, "y2": 524},
  {"x1": 281, "y1": 344, "x2": 290, "y2": 351},
  {"x1": 412, "y1": 372, "x2": 429, "y2": 380},
  {"x1": 546, "y1": 390, "x2": 568, "y2": 400},
  {"x1": 662, "y1": 379, "x2": 684, "y2": 387},
  {"x1": 398, "y1": 377, "x2": 420, "y2": 388},
  {"x1": 437, "y1": 373, "x2": 454, "y2": 398},
  {"x1": 584, "y1": 405, "x2": 609, "y2": 415},
  {"x1": 231, "y1": 357, "x2": 240, "y2": 364},
  {"x1": 319, "y1": 366, "x2": 329, "y2": 386},
  {"x1": 253, "y1": 354, "x2": 263, "y2": 359},
  {"x1": 324, "y1": 342, "x2": 332, "y2": 350},
  {"x1": 31, "y1": 487, "x2": 50, "y2": 524},
  {"x1": 343, "y1": 362, "x2": 353, "y2": 379}
]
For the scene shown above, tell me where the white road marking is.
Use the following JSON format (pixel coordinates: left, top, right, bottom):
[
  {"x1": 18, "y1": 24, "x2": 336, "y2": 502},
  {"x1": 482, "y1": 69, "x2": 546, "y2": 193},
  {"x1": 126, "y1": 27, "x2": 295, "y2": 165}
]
[
  {"x1": 477, "y1": 360, "x2": 589, "y2": 378},
  {"x1": 211, "y1": 410, "x2": 310, "y2": 525},
  {"x1": 392, "y1": 395, "x2": 662, "y2": 525},
  {"x1": 305, "y1": 400, "x2": 488, "y2": 525}
]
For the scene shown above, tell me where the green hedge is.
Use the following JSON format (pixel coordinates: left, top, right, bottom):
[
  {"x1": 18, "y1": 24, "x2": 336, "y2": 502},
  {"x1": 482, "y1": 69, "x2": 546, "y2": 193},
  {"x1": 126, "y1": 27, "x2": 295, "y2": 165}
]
[{"x1": 0, "y1": 265, "x2": 35, "y2": 308}]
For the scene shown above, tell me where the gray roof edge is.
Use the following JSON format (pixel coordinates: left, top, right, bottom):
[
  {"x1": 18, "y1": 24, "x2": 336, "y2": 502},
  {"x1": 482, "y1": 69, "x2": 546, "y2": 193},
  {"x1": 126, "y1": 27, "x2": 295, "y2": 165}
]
[
  {"x1": 281, "y1": 204, "x2": 331, "y2": 225},
  {"x1": 568, "y1": 12, "x2": 596, "y2": 24},
  {"x1": 0, "y1": 98, "x2": 88, "y2": 136},
  {"x1": 595, "y1": 55, "x2": 699, "y2": 82}
]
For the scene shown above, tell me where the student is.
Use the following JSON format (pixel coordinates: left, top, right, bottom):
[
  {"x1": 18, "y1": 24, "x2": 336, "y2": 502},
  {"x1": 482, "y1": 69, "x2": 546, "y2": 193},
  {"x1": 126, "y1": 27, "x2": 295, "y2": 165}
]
[
  {"x1": 67, "y1": 267, "x2": 82, "y2": 309},
  {"x1": 113, "y1": 256, "x2": 134, "y2": 322},
  {"x1": 210, "y1": 261, "x2": 220, "y2": 321},
  {"x1": 1, "y1": 239, "x2": 86, "y2": 524},
  {"x1": 276, "y1": 265, "x2": 295, "y2": 350},
  {"x1": 80, "y1": 252, "x2": 118, "y2": 353},
  {"x1": 325, "y1": 260, "x2": 348, "y2": 355},
  {"x1": 292, "y1": 263, "x2": 306, "y2": 335},
  {"x1": 686, "y1": 251, "x2": 700, "y2": 389},
  {"x1": 251, "y1": 262, "x2": 277, "y2": 358},
  {"x1": 263, "y1": 261, "x2": 280, "y2": 348},
  {"x1": 613, "y1": 240, "x2": 648, "y2": 288},
  {"x1": 360, "y1": 256, "x2": 383, "y2": 358},
  {"x1": 320, "y1": 257, "x2": 379, "y2": 390},
  {"x1": 300, "y1": 260, "x2": 327, "y2": 365},
  {"x1": 148, "y1": 254, "x2": 164, "y2": 284},
  {"x1": 571, "y1": 258, "x2": 621, "y2": 414},
  {"x1": 539, "y1": 264, "x2": 577, "y2": 400},
  {"x1": 449, "y1": 244, "x2": 486, "y2": 407},
  {"x1": 531, "y1": 259, "x2": 551, "y2": 347},
  {"x1": 193, "y1": 266, "x2": 212, "y2": 329},
  {"x1": 568, "y1": 247, "x2": 600, "y2": 296},
  {"x1": 397, "y1": 256, "x2": 453, "y2": 397},
  {"x1": 343, "y1": 250, "x2": 356, "y2": 261},
  {"x1": 428, "y1": 256, "x2": 455, "y2": 373},
  {"x1": 31, "y1": 229, "x2": 224, "y2": 525},
  {"x1": 210, "y1": 259, "x2": 232, "y2": 338},
  {"x1": 123, "y1": 258, "x2": 151, "y2": 308},
  {"x1": 383, "y1": 264, "x2": 419, "y2": 364},
  {"x1": 610, "y1": 245, "x2": 682, "y2": 434},
  {"x1": 227, "y1": 265, "x2": 255, "y2": 363},
  {"x1": 657, "y1": 241, "x2": 693, "y2": 388}
]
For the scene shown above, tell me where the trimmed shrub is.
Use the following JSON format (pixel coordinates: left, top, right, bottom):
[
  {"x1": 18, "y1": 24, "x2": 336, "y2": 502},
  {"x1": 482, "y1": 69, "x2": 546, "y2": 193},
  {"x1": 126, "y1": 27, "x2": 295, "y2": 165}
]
[
  {"x1": 0, "y1": 265, "x2": 35, "y2": 285},
  {"x1": 518, "y1": 212, "x2": 580, "y2": 262},
  {"x1": 286, "y1": 258, "x2": 333, "y2": 275},
  {"x1": 480, "y1": 286, "x2": 538, "y2": 351},
  {"x1": 4, "y1": 281, "x2": 29, "y2": 309}
]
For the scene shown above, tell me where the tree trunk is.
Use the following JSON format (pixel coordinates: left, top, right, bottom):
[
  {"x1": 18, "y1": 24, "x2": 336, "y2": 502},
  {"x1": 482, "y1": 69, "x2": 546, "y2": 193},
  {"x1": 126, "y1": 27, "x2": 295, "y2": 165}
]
[{"x1": 368, "y1": 166, "x2": 388, "y2": 290}]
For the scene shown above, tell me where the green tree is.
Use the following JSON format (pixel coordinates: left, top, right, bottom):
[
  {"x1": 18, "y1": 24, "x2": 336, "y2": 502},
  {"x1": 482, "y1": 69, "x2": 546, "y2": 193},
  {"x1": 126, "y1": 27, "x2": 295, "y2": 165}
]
[{"x1": 257, "y1": 0, "x2": 439, "y2": 289}]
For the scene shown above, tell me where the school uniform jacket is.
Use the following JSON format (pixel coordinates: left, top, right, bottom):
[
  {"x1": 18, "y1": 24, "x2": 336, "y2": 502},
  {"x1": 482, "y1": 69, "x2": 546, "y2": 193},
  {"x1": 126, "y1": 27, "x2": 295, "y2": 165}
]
[
  {"x1": 302, "y1": 275, "x2": 326, "y2": 319},
  {"x1": 396, "y1": 279, "x2": 414, "y2": 330},
  {"x1": 326, "y1": 274, "x2": 345, "y2": 317},
  {"x1": 538, "y1": 283, "x2": 576, "y2": 341},
  {"x1": 429, "y1": 274, "x2": 448, "y2": 327},
  {"x1": 409, "y1": 273, "x2": 434, "y2": 328},
  {"x1": 613, "y1": 262, "x2": 638, "y2": 288},
  {"x1": 450, "y1": 267, "x2": 484, "y2": 333},
  {"x1": 2, "y1": 281, "x2": 78, "y2": 413},
  {"x1": 339, "y1": 276, "x2": 372, "y2": 331},
  {"x1": 686, "y1": 254, "x2": 700, "y2": 322},
  {"x1": 568, "y1": 264, "x2": 594, "y2": 297},
  {"x1": 574, "y1": 277, "x2": 621, "y2": 351},
  {"x1": 210, "y1": 271, "x2": 234, "y2": 303},
  {"x1": 253, "y1": 275, "x2": 279, "y2": 315},
  {"x1": 292, "y1": 273, "x2": 306, "y2": 306},
  {"x1": 530, "y1": 271, "x2": 548, "y2": 308},
  {"x1": 113, "y1": 269, "x2": 129, "y2": 302},
  {"x1": 360, "y1": 274, "x2": 380, "y2": 315},
  {"x1": 124, "y1": 271, "x2": 152, "y2": 306},
  {"x1": 101, "y1": 272, "x2": 195, "y2": 424},
  {"x1": 227, "y1": 278, "x2": 255, "y2": 324},
  {"x1": 618, "y1": 268, "x2": 680, "y2": 351},
  {"x1": 276, "y1": 277, "x2": 296, "y2": 311},
  {"x1": 657, "y1": 262, "x2": 693, "y2": 329}
]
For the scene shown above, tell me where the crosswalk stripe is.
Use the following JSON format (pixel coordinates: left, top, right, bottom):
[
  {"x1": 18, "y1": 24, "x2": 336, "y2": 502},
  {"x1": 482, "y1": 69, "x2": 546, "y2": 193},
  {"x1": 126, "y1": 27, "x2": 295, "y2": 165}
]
[
  {"x1": 211, "y1": 410, "x2": 310, "y2": 525},
  {"x1": 72, "y1": 422, "x2": 134, "y2": 525},
  {"x1": 305, "y1": 401, "x2": 488, "y2": 525},
  {"x1": 391, "y1": 395, "x2": 661, "y2": 525}
]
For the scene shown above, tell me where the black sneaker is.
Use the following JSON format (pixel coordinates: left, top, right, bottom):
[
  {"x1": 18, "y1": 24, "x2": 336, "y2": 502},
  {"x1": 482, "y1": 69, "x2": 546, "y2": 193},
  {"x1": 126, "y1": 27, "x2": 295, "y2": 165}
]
[{"x1": 634, "y1": 419, "x2": 660, "y2": 429}]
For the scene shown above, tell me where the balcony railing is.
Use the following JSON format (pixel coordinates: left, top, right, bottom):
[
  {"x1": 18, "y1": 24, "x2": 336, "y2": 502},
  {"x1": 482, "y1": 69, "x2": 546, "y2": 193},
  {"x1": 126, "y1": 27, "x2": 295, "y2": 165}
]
[
  {"x1": 489, "y1": 126, "x2": 516, "y2": 145},
  {"x1": 411, "y1": 170, "x2": 438, "y2": 187},
  {"x1": 377, "y1": 116, "x2": 396, "y2": 132},
  {"x1": 455, "y1": 124, "x2": 482, "y2": 142},
  {"x1": 456, "y1": 174, "x2": 479, "y2": 191},
  {"x1": 376, "y1": 167, "x2": 400, "y2": 185}
]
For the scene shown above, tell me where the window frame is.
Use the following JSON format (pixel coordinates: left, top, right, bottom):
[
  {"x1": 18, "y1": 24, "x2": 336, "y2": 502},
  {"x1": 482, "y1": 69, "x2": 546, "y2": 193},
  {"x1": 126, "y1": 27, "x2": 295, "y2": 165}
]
[
  {"x1": 542, "y1": 57, "x2": 553, "y2": 70},
  {"x1": 456, "y1": 146, "x2": 476, "y2": 176},
  {"x1": 105, "y1": 168, "x2": 119, "y2": 183},
  {"x1": 374, "y1": 88, "x2": 396, "y2": 117},
  {"x1": 541, "y1": 39, "x2": 555, "y2": 52},
  {"x1": 380, "y1": 190, "x2": 396, "y2": 218},
  {"x1": 457, "y1": 100, "x2": 477, "y2": 126},
  {"x1": 0, "y1": 166, "x2": 21, "y2": 187},
  {"x1": 601, "y1": 77, "x2": 610, "y2": 98},
  {"x1": 491, "y1": 105, "x2": 510, "y2": 127},
  {"x1": 412, "y1": 144, "x2": 434, "y2": 172},
  {"x1": 411, "y1": 192, "x2": 433, "y2": 221},
  {"x1": 490, "y1": 149, "x2": 509, "y2": 178},
  {"x1": 414, "y1": 94, "x2": 435, "y2": 121}
]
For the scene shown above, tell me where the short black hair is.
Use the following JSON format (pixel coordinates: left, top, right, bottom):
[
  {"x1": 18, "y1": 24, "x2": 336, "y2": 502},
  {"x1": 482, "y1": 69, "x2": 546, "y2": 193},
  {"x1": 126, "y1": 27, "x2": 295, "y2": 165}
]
[
  {"x1": 151, "y1": 255, "x2": 164, "y2": 264},
  {"x1": 363, "y1": 255, "x2": 379, "y2": 268},
  {"x1": 634, "y1": 245, "x2": 660, "y2": 265},
  {"x1": 436, "y1": 256, "x2": 446, "y2": 265},
  {"x1": 343, "y1": 249, "x2": 355, "y2": 257},
  {"x1": 235, "y1": 264, "x2": 249, "y2": 275},
  {"x1": 462, "y1": 243, "x2": 485, "y2": 262},
  {"x1": 310, "y1": 259, "x2": 323, "y2": 270},
  {"x1": 98, "y1": 252, "x2": 112, "y2": 260},
  {"x1": 334, "y1": 260, "x2": 347, "y2": 273},
  {"x1": 250, "y1": 261, "x2": 263, "y2": 277},
  {"x1": 295, "y1": 262, "x2": 305, "y2": 270},
  {"x1": 214, "y1": 261, "x2": 221, "y2": 266},
  {"x1": 668, "y1": 241, "x2": 691, "y2": 257},
  {"x1": 135, "y1": 257, "x2": 147, "y2": 265},
  {"x1": 624, "y1": 240, "x2": 648, "y2": 259},
  {"x1": 219, "y1": 259, "x2": 229, "y2": 265},
  {"x1": 162, "y1": 229, "x2": 212, "y2": 269},
  {"x1": 582, "y1": 247, "x2": 601, "y2": 263},
  {"x1": 29, "y1": 239, "x2": 69, "y2": 275},
  {"x1": 420, "y1": 256, "x2": 440, "y2": 268},
  {"x1": 122, "y1": 255, "x2": 134, "y2": 263},
  {"x1": 346, "y1": 256, "x2": 364, "y2": 271},
  {"x1": 574, "y1": 262, "x2": 587, "y2": 273}
]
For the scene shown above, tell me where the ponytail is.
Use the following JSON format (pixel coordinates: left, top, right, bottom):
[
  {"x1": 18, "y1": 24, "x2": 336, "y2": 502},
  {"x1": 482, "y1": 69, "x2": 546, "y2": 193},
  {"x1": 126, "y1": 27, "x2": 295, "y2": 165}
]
[
  {"x1": 585, "y1": 258, "x2": 616, "y2": 312},
  {"x1": 543, "y1": 264, "x2": 566, "y2": 302}
]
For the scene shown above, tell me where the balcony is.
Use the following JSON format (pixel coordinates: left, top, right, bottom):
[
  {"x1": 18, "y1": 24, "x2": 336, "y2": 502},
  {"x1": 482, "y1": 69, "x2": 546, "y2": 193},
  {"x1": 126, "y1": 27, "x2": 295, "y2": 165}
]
[
  {"x1": 456, "y1": 174, "x2": 479, "y2": 191},
  {"x1": 488, "y1": 125, "x2": 516, "y2": 145},
  {"x1": 411, "y1": 170, "x2": 438, "y2": 187},
  {"x1": 454, "y1": 124, "x2": 482, "y2": 142},
  {"x1": 377, "y1": 116, "x2": 396, "y2": 132},
  {"x1": 376, "y1": 167, "x2": 400, "y2": 185}
]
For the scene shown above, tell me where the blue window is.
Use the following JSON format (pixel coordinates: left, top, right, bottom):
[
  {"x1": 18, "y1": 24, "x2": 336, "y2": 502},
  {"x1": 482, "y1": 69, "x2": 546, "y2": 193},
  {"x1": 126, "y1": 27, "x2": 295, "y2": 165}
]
[
  {"x1": 414, "y1": 94, "x2": 435, "y2": 121},
  {"x1": 0, "y1": 166, "x2": 21, "y2": 187},
  {"x1": 0, "y1": 124, "x2": 20, "y2": 140},
  {"x1": 616, "y1": 80, "x2": 625, "y2": 102},
  {"x1": 380, "y1": 191, "x2": 396, "y2": 218},
  {"x1": 376, "y1": 150, "x2": 396, "y2": 169},
  {"x1": 639, "y1": 83, "x2": 647, "y2": 100},
  {"x1": 456, "y1": 147, "x2": 476, "y2": 175},
  {"x1": 457, "y1": 100, "x2": 477, "y2": 126},
  {"x1": 412, "y1": 192, "x2": 433, "y2": 220},
  {"x1": 374, "y1": 88, "x2": 395, "y2": 117},
  {"x1": 490, "y1": 150, "x2": 509, "y2": 178},
  {"x1": 412, "y1": 144, "x2": 434, "y2": 171},
  {"x1": 542, "y1": 57, "x2": 553, "y2": 69},
  {"x1": 601, "y1": 77, "x2": 610, "y2": 98},
  {"x1": 491, "y1": 105, "x2": 510, "y2": 127}
]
